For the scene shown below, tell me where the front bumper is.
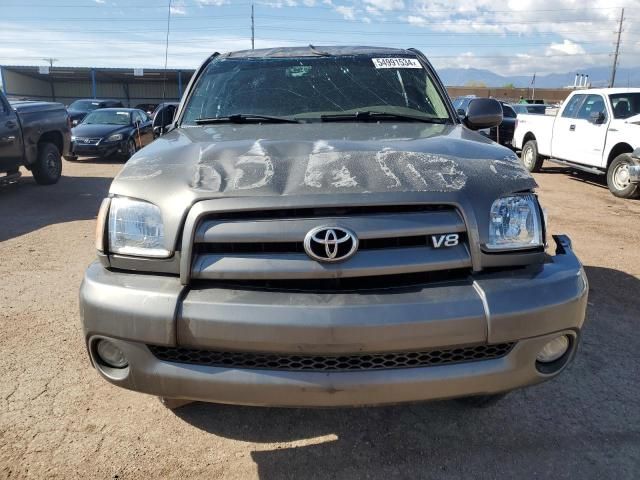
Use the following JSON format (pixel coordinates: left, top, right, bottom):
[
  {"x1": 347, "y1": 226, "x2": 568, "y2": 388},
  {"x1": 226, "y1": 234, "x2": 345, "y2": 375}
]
[
  {"x1": 71, "y1": 141, "x2": 124, "y2": 157},
  {"x1": 79, "y1": 236, "x2": 588, "y2": 407}
]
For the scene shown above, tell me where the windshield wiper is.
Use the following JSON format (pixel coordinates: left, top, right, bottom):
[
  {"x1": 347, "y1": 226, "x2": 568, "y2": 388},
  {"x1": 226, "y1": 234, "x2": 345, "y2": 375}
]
[
  {"x1": 195, "y1": 114, "x2": 299, "y2": 124},
  {"x1": 320, "y1": 111, "x2": 450, "y2": 124}
]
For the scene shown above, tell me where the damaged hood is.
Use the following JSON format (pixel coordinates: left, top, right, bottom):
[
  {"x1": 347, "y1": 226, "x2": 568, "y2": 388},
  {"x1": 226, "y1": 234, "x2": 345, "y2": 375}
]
[
  {"x1": 111, "y1": 123, "x2": 536, "y2": 247},
  {"x1": 114, "y1": 123, "x2": 534, "y2": 196}
]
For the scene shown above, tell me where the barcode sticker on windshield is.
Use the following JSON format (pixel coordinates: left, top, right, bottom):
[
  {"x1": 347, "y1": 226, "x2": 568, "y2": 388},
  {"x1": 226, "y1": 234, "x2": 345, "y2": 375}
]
[{"x1": 372, "y1": 58, "x2": 422, "y2": 69}]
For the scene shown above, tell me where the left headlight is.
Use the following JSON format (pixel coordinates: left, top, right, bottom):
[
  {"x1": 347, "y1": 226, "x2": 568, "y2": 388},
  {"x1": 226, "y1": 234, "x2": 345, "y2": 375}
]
[
  {"x1": 486, "y1": 194, "x2": 543, "y2": 251},
  {"x1": 107, "y1": 197, "x2": 170, "y2": 258},
  {"x1": 106, "y1": 133, "x2": 123, "y2": 142}
]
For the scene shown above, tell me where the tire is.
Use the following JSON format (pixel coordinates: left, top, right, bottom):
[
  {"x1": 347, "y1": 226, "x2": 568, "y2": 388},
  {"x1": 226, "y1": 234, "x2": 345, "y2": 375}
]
[
  {"x1": 121, "y1": 138, "x2": 137, "y2": 161},
  {"x1": 63, "y1": 155, "x2": 78, "y2": 161},
  {"x1": 521, "y1": 140, "x2": 543, "y2": 173},
  {"x1": 32, "y1": 142, "x2": 62, "y2": 185},
  {"x1": 455, "y1": 393, "x2": 508, "y2": 408},
  {"x1": 606, "y1": 154, "x2": 640, "y2": 199}
]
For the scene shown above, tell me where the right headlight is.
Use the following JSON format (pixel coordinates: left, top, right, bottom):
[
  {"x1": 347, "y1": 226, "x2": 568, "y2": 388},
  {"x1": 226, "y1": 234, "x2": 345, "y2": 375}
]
[
  {"x1": 486, "y1": 194, "x2": 543, "y2": 251},
  {"x1": 107, "y1": 197, "x2": 170, "y2": 258}
]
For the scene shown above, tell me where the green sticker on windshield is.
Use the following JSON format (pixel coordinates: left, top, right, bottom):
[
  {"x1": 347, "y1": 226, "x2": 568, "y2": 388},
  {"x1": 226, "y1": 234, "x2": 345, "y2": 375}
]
[{"x1": 286, "y1": 66, "x2": 312, "y2": 77}]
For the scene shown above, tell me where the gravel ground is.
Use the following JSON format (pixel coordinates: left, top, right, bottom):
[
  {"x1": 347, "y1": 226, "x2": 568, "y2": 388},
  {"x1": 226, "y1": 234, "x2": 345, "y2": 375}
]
[{"x1": 1, "y1": 158, "x2": 639, "y2": 479}]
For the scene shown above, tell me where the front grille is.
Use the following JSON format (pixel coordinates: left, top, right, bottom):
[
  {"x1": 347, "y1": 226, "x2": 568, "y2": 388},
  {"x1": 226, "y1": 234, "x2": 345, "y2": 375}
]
[
  {"x1": 188, "y1": 205, "x2": 472, "y2": 284},
  {"x1": 148, "y1": 343, "x2": 514, "y2": 372},
  {"x1": 201, "y1": 204, "x2": 452, "y2": 221},
  {"x1": 192, "y1": 268, "x2": 471, "y2": 292},
  {"x1": 197, "y1": 234, "x2": 467, "y2": 255},
  {"x1": 74, "y1": 137, "x2": 101, "y2": 145}
]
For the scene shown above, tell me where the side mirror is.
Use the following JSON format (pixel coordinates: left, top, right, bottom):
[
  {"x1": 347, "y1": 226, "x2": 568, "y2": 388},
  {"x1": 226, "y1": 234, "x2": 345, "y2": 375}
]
[
  {"x1": 463, "y1": 98, "x2": 503, "y2": 130},
  {"x1": 456, "y1": 108, "x2": 466, "y2": 117},
  {"x1": 590, "y1": 111, "x2": 605, "y2": 124},
  {"x1": 153, "y1": 126, "x2": 165, "y2": 138}
]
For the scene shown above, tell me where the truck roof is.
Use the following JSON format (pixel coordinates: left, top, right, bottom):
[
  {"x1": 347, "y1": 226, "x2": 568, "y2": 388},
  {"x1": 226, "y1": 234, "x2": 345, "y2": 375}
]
[
  {"x1": 224, "y1": 45, "x2": 415, "y2": 58},
  {"x1": 569, "y1": 88, "x2": 640, "y2": 95}
]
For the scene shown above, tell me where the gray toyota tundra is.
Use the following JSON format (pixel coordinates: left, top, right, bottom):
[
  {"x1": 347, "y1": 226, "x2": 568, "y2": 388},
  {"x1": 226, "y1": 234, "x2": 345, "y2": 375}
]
[{"x1": 80, "y1": 46, "x2": 588, "y2": 408}]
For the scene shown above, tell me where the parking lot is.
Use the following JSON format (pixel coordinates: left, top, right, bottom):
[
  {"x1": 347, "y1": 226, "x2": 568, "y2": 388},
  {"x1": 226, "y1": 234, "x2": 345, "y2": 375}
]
[{"x1": 1, "y1": 157, "x2": 639, "y2": 479}]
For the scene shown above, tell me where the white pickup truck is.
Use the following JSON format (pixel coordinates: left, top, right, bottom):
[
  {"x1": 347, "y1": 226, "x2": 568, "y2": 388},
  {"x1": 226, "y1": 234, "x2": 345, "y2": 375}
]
[{"x1": 513, "y1": 88, "x2": 640, "y2": 198}]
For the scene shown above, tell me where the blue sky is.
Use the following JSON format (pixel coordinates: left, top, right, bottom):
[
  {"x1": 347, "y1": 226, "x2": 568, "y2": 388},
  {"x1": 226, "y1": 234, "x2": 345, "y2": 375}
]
[{"x1": 1, "y1": 0, "x2": 639, "y2": 76}]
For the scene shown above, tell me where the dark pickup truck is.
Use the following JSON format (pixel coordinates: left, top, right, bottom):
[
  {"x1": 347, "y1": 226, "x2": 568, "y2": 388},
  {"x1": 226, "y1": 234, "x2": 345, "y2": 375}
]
[{"x1": 0, "y1": 90, "x2": 71, "y2": 185}]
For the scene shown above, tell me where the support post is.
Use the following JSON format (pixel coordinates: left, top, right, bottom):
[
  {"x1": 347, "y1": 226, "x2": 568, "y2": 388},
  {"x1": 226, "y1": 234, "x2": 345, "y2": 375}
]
[
  {"x1": 0, "y1": 66, "x2": 7, "y2": 95},
  {"x1": 91, "y1": 68, "x2": 97, "y2": 98},
  {"x1": 251, "y1": 3, "x2": 255, "y2": 50}
]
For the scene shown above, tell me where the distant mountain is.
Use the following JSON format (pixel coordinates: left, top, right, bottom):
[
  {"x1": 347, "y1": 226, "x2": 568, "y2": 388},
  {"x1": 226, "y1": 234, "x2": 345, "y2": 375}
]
[{"x1": 439, "y1": 66, "x2": 640, "y2": 88}]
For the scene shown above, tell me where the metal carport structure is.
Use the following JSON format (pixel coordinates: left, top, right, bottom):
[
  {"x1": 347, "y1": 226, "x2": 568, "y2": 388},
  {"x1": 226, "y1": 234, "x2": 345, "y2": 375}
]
[{"x1": 0, "y1": 65, "x2": 195, "y2": 107}]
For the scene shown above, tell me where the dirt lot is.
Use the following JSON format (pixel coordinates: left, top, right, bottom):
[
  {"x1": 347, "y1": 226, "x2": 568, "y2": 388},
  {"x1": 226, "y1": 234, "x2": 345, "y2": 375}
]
[{"x1": 1, "y1": 158, "x2": 639, "y2": 479}]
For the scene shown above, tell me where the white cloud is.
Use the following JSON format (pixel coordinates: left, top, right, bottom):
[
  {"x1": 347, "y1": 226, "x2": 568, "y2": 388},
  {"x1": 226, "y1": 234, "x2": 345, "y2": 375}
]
[
  {"x1": 94, "y1": 0, "x2": 105, "y2": 3},
  {"x1": 0, "y1": 22, "x2": 297, "y2": 69},
  {"x1": 365, "y1": 6, "x2": 381, "y2": 15},
  {"x1": 406, "y1": 15, "x2": 426, "y2": 26},
  {"x1": 335, "y1": 5, "x2": 356, "y2": 19},
  {"x1": 547, "y1": 39, "x2": 586, "y2": 56},
  {"x1": 196, "y1": 0, "x2": 227, "y2": 4},
  {"x1": 170, "y1": 6, "x2": 187, "y2": 15},
  {"x1": 258, "y1": 0, "x2": 298, "y2": 7},
  {"x1": 363, "y1": 0, "x2": 404, "y2": 11},
  {"x1": 170, "y1": 0, "x2": 187, "y2": 15}
]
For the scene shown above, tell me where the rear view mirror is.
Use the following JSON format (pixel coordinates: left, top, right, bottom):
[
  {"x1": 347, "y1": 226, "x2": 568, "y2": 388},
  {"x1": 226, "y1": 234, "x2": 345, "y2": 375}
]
[{"x1": 463, "y1": 98, "x2": 503, "y2": 130}]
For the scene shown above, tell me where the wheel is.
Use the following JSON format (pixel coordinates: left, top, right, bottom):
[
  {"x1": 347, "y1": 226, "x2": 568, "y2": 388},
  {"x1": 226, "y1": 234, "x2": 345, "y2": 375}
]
[
  {"x1": 63, "y1": 155, "x2": 78, "y2": 161},
  {"x1": 32, "y1": 142, "x2": 62, "y2": 185},
  {"x1": 521, "y1": 140, "x2": 543, "y2": 173},
  {"x1": 455, "y1": 393, "x2": 508, "y2": 408},
  {"x1": 607, "y1": 154, "x2": 640, "y2": 199},
  {"x1": 121, "y1": 138, "x2": 137, "y2": 160}
]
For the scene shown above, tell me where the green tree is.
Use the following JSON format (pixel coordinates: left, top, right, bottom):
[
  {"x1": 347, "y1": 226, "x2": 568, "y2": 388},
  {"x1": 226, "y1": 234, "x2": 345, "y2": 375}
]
[{"x1": 502, "y1": 82, "x2": 516, "y2": 89}]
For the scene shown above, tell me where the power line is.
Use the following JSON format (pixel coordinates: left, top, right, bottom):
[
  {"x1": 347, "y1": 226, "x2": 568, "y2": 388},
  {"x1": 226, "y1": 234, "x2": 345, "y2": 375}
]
[
  {"x1": 0, "y1": 38, "x2": 608, "y2": 47},
  {"x1": 0, "y1": 14, "x2": 629, "y2": 24},
  {"x1": 5, "y1": 1, "x2": 639, "y2": 12}
]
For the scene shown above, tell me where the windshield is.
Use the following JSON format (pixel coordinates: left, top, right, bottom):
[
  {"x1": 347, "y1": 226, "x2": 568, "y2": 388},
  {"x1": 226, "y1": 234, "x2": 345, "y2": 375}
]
[
  {"x1": 69, "y1": 100, "x2": 101, "y2": 111},
  {"x1": 609, "y1": 93, "x2": 640, "y2": 119},
  {"x1": 181, "y1": 55, "x2": 451, "y2": 124},
  {"x1": 82, "y1": 110, "x2": 131, "y2": 125}
]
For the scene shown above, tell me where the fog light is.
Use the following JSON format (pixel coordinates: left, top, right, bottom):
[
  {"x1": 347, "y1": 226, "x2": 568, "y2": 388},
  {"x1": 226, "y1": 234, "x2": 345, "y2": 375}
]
[
  {"x1": 96, "y1": 339, "x2": 128, "y2": 368},
  {"x1": 536, "y1": 335, "x2": 570, "y2": 363}
]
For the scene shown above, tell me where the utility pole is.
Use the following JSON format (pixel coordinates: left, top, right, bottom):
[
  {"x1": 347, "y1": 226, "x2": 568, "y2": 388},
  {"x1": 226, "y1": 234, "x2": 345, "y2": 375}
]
[
  {"x1": 251, "y1": 3, "x2": 255, "y2": 50},
  {"x1": 609, "y1": 8, "x2": 624, "y2": 88},
  {"x1": 42, "y1": 58, "x2": 58, "y2": 69}
]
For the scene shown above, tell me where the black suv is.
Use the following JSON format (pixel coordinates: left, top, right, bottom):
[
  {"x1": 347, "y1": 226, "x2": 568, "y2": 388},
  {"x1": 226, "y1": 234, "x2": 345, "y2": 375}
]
[{"x1": 67, "y1": 99, "x2": 124, "y2": 125}]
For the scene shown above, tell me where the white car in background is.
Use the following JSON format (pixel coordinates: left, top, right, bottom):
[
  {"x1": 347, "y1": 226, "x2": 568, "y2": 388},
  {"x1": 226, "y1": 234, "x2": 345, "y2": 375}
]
[{"x1": 513, "y1": 88, "x2": 640, "y2": 198}]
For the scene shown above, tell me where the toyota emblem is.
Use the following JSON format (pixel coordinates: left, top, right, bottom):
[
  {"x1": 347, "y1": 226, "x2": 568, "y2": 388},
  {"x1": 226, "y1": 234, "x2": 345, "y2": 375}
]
[{"x1": 303, "y1": 226, "x2": 359, "y2": 263}]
